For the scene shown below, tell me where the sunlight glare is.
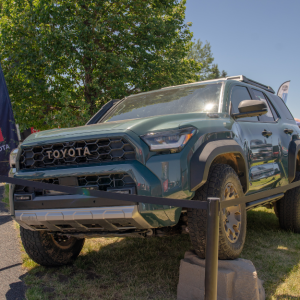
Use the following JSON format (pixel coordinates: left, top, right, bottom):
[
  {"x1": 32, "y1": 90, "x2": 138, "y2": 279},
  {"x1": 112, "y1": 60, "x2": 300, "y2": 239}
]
[{"x1": 204, "y1": 102, "x2": 215, "y2": 111}]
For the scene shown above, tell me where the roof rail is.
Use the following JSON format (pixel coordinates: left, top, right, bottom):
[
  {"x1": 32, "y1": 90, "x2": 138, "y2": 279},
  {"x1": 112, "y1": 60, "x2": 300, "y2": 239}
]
[{"x1": 226, "y1": 75, "x2": 275, "y2": 94}]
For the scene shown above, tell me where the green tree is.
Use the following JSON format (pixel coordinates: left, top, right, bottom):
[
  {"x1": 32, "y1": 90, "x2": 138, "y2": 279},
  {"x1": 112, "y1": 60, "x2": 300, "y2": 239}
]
[
  {"x1": 187, "y1": 39, "x2": 227, "y2": 80},
  {"x1": 0, "y1": 0, "x2": 200, "y2": 130},
  {"x1": 206, "y1": 64, "x2": 227, "y2": 80},
  {"x1": 220, "y1": 70, "x2": 228, "y2": 78}
]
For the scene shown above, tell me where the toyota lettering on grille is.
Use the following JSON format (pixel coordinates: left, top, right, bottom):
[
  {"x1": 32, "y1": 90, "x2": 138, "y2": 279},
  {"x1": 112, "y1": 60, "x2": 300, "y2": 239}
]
[{"x1": 46, "y1": 147, "x2": 91, "y2": 159}]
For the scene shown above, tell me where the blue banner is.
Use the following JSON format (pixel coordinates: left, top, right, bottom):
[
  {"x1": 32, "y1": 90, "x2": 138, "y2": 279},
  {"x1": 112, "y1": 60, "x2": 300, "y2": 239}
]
[
  {"x1": 0, "y1": 63, "x2": 19, "y2": 176},
  {"x1": 277, "y1": 80, "x2": 290, "y2": 104}
]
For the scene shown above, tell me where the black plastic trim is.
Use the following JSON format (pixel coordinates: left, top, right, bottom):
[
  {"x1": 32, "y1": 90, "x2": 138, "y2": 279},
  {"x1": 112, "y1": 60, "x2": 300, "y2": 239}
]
[
  {"x1": 190, "y1": 139, "x2": 249, "y2": 192},
  {"x1": 242, "y1": 77, "x2": 275, "y2": 94},
  {"x1": 3, "y1": 176, "x2": 208, "y2": 210},
  {"x1": 288, "y1": 139, "x2": 300, "y2": 183},
  {"x1": 14, "y1": 194, "x2": 137, "y2": 210},
  {"x1": 227, "y1": 75, "x2": 275, "y2": 94},
  {"x1": 245, "y1": 193, "x2": 284, "y2": 211},
  {"x1": 2, "y1": 175, "x2": 300, "y2": 212},
  {"x1": 86, "y1": 99, "x2": 120, "y2": 125},
  {"x1": 232, "y1": 109, "x2": 267, "y2": 119}
]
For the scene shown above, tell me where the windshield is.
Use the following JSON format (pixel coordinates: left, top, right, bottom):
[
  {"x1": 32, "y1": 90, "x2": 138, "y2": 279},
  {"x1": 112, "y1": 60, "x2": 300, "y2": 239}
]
[{"x1": 102, "y1": 82, "x2": 222, "y2": 123}]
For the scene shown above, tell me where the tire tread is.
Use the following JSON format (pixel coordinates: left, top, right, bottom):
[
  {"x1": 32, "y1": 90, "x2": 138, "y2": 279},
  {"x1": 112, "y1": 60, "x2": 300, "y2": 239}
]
[
  {"x1": 20, "y1": 227, "x2": 85, "y2": 267},
  {"x1": 188, "y1": 164, "x2": 246, "y2": 260},
  {"x1": 278, "y1": 172, "x2": 300, "y2": 232}
]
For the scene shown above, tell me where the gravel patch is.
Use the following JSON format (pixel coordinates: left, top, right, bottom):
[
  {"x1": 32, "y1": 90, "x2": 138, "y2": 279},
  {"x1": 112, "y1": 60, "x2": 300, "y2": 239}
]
[{"x1": 0, "y1": 183, "x2": 26, "y2": 299}]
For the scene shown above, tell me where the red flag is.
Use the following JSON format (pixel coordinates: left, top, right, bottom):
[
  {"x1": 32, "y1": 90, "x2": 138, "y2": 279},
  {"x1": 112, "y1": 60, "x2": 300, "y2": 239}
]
[{"x1": 0, "y1": 129, "x2": 4, "y2": 142}]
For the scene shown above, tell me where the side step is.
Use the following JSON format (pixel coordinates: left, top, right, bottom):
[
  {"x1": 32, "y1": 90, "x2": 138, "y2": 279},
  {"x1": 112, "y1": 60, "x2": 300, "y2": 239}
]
[{"x1": 246, "y1": 193, "x2": 284, "y2": 211}]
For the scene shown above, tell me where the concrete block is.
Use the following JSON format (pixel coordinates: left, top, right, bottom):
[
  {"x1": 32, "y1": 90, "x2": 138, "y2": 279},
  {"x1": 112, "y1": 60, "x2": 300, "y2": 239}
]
[{"x1": 177, "y1": 251, "x2": 265, "y2": 300}]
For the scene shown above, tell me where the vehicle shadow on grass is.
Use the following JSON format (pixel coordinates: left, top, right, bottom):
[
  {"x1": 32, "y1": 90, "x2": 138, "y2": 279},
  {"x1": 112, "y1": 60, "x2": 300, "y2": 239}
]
[
  {"x1": 23, "y1": 233, "x2": 193, "y2": 300},
  {"x1": 23, "y1": 208, "x2": 300, "y2": 300}
]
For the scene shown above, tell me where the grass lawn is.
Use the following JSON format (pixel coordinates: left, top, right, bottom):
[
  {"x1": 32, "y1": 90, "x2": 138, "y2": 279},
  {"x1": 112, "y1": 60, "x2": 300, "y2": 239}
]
[
  {"x1": 2, "y1": 183, "x2": 9, "y2": 208},
  {"x1": 21, "y1": 208, "x2": 300, "y2": 300},
  {"x1": 2, "y1": 185, "x2": 300, "y2": 299}
]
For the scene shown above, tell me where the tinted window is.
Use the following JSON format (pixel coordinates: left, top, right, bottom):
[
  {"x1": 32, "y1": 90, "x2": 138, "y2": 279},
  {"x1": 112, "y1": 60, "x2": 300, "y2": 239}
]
[
  {"x1": 269, "y1": 94, "x2": 294, "y2": 120},
  {"x1": 230, "y1": 85, "x2": 258, "y2": 121},
  {"x1": 102, "y1": 83, "x2": 222, "y2": 123},
  {"x1": 265, "y1": 94, "x2": 279, "y2": 120},
  {"x1": 252, "y1": 89, "x2": 274, "y2": 122}
]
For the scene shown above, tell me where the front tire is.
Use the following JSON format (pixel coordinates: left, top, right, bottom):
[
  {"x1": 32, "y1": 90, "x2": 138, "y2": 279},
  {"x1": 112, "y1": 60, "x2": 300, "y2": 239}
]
[
  {"x1": 20, "y1": 227, "x2": 85, "y2": 267},
  {"x1": 187, "y1": 164, "x2": 247, "y2": 260},
  {"x1": 278, "y1": 172, "x2": 300, "y2": 232}
]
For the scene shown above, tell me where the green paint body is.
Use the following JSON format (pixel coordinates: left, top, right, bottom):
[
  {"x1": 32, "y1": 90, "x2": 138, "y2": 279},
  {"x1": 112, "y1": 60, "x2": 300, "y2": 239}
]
[{"x1": 12, "y1": 79, "x2": 300, "y2": 227}]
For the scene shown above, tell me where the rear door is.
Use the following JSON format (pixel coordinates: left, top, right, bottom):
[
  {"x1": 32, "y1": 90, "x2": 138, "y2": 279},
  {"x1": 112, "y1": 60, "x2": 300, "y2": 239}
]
[
  {"x1": 268, "y1": 93, "x2": 300, "y2": 186},
  {"x1": 230, "y1": 84, "x2": 275, "y2": 194}
]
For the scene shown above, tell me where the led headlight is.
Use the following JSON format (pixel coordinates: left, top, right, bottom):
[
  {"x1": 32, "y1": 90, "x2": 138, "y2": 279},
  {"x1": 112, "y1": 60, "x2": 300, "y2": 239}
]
[
  {"x1": 141, "y1": 127, "x2": 196, "y2": 152},
  {"x1": 10, "y1": 148, "x2": 19, "y2": 168}
]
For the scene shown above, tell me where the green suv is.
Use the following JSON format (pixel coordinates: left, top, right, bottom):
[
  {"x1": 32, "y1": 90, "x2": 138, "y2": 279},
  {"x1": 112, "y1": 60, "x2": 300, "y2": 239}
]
[{"x1": 9, "y1": 75, "x2": 300, "y2": 266}]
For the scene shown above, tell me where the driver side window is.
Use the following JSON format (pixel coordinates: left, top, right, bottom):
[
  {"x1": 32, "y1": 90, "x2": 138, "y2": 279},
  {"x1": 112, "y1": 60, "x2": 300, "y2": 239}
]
[{"x1": 230, "y1": 86, "x2": 258, "y2": 122}]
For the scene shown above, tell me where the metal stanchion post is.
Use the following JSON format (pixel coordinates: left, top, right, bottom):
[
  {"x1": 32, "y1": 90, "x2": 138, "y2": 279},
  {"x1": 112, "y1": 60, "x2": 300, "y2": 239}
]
[{"x1": 205, "y1": 197, "x2": 220, "y2": 300}]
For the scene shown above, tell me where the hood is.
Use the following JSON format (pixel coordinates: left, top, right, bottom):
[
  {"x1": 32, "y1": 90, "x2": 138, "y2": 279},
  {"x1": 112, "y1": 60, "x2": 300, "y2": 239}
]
[{"x1": 23, "y1": 113, "x2": 231, "y2": 146}]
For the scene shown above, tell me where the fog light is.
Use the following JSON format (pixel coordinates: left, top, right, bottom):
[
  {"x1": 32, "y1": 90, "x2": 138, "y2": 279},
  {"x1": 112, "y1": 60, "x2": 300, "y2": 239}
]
[
  {"x1": 109, "y1": 190, "x2": 130, "y2": 194},
  {"x1": 14, "y1": 194, "x2": 33, "y2": 201},
  {"x1": 44, "y1": 190, "x2": 67, "y2": 196},
  {"x1": 84, "y1": 185, "x2": 99, "y2": 191}
]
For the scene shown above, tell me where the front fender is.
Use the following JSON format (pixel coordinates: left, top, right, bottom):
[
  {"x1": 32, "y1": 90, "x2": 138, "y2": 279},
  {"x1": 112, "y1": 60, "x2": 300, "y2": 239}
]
[{"x1": 190, "y1": 139, "x2": 249, "y2": 192}]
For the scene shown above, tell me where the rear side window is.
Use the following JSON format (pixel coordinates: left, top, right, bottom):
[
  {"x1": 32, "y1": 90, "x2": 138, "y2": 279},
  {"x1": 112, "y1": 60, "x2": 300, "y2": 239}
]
[
  {"x1": 230, "y1": 86, "x2": 258, "y2": 121},
  {"x1": 251, "y1": 89, "x2": 274, "y2": 122},
  {"x1": 269, "y1": 94, "x2": 294, "y2": 120}
]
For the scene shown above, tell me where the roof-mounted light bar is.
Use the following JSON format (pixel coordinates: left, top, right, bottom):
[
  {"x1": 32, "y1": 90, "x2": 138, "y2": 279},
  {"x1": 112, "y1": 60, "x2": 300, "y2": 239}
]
[{"x1": 226, "y1": 75, "x2": 275, "y2": 94}]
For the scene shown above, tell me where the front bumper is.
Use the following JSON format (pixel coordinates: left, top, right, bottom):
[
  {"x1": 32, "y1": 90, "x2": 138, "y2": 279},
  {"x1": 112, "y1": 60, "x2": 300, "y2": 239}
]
[
  {"x1": 15, "y1": 205, "x2": 153, "y2": 232},
  {"x1": 11, "y1": 141, "x2": 193, "y2": 230},
  {"x1": 11, "y1": 159, "x2": 182, "y2": 230}
]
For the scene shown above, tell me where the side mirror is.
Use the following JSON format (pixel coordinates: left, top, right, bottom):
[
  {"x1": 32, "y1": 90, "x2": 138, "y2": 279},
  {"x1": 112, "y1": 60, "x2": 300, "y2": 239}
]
[
  {"x1": 86, "y1": 99, "x2": 120, "y2": 125},
  {"x1": 232, "y1": 100, "x2": 267, "y2": 119}
]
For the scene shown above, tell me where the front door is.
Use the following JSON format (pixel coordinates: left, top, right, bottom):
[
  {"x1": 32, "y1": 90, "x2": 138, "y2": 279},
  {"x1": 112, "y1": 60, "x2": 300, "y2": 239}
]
[{"x1": 230, "y1": 84, "x2": 275, "y2": 194}]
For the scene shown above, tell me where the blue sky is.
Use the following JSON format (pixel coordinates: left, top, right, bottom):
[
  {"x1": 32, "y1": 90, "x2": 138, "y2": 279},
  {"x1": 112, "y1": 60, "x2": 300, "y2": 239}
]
[{"x1": 185, "y1": 0, "x2": 300, "y2": 118}]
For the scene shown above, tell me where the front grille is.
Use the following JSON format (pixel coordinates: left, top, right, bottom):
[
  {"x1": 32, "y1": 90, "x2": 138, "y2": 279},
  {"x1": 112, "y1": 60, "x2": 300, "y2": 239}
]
[
  {"x1": 19, "y1": 137, "x2": 136, "y2": 170},
  {"x1": 15, "y1": 173, "x2": 135, "y2": 196}
]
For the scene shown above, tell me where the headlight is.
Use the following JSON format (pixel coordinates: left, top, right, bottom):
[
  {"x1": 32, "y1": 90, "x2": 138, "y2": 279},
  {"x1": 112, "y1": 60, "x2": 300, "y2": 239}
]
[
  {"x1": 141, "y1": 127, "x2": 196, "y2": 153},
  {"x1": 10, "y1": 148, "x2": 19, "y2": 168}
]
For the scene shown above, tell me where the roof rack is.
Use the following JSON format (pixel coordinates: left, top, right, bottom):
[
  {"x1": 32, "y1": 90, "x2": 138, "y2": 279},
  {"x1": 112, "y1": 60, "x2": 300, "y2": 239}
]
[{"x1": 226, "y1": 75, "x2": 275, "y2": 94}]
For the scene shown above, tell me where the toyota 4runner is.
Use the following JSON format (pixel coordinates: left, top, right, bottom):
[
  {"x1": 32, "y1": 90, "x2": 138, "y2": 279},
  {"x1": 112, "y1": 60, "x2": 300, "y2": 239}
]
[{"x1": 9, "y1": 75, "x2": 300, "y2": 266}]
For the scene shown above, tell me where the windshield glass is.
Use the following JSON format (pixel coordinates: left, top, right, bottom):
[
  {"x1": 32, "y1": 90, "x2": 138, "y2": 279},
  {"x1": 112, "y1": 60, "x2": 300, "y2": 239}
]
[{"x1": 102, "y1": 82, "x2": 222, "y2": 123}]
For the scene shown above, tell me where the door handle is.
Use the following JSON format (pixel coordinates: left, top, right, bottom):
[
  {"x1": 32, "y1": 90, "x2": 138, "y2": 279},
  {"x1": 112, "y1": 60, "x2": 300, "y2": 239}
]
[
  {"x1": 262, "y1": 130, "x2": 272, "y2": 137},
  {"x1": 284, "y1": 128, "x2": 294, "y2": 134}
]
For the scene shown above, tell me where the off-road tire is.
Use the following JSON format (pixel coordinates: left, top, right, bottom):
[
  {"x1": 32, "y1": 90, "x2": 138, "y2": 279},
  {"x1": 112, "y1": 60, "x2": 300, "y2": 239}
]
[
  {"x1": 187, "y1": 164, "x2": 246, "y2": 260},
  {"x1": 20, "y1": 227, "x2": 85, "y2": 267},
  {"x1": 278, "y1": 172, "x2": 300, "y2": 232}
]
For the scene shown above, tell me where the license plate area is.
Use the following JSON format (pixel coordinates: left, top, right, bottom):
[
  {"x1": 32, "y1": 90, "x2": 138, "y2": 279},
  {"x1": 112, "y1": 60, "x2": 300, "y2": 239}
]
[{"x1": 44, "y1": 177, "x2": 78, "y2": 196}]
